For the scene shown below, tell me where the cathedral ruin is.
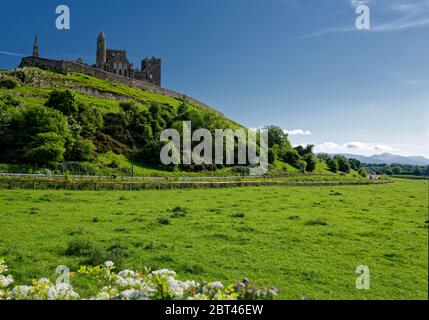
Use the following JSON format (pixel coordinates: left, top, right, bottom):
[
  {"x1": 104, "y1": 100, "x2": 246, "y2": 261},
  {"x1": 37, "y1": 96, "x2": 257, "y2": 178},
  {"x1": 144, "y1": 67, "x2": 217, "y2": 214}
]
[{"x1": 95, "y1": 32, "x2": 161, "y2": 86}]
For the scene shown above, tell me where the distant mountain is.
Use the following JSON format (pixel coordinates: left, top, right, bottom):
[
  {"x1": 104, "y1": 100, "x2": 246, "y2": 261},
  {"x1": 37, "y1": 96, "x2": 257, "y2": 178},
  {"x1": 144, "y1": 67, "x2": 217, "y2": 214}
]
[{"x1": 335, "y1": 153, "x2": 429, "y2": 166}]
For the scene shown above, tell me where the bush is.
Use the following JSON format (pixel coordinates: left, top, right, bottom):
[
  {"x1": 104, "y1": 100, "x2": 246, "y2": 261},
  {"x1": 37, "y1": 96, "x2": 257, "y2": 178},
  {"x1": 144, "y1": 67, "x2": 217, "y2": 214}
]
[
  {"x1": 66, "y1": 138, "x2": 95, "y2": 162},
  {"x1": 304, "y1": 154, "x2": 317, "y2": 172},
  {"x1": 358, "y1": 168, "x2": 368, "y2": 177},
  {"x1": 268, "y1": 148, "x2": 277, "y2": 164},
  {"x1": 0, "y1": 78, "x2": 19, "y2": 89},
  {"x1": 108, "y1": 159, "x2": 120, "y2": 168},
  {"x1": 327, "y1": 159, "x2": 339, "y2": 173},
  {"x1": 171, "y1": 206, "x2": 188, "y2": 218},
  {"x1": 157, "y1": 216, "x2": 171, "y2": 225},
  {"x1": 0, "y1": 259, "x2": 278, "y2": 300},
  {"x1": 45, "y1": 90, "x2": 78, "y2": 116},
  {"x1": 334, "y1": 155, "x2": 351, "y2": 173},
  {"x1": 24, "y1": 132, "x2": 66, "y2": 165}
]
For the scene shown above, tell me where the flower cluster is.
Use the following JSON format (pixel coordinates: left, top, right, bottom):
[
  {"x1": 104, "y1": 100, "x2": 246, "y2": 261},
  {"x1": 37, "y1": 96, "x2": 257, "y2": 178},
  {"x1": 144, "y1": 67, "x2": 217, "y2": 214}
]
[{"x1": 0, "y1": 259, "x2": 278, "y2": 300}]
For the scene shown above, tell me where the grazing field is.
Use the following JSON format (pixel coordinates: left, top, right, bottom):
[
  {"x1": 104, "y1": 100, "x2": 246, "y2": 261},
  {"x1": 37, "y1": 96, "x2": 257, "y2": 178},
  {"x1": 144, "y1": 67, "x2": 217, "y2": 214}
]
[{"x1": 0, "y1": 178, "x2": 427, "y2": 299}]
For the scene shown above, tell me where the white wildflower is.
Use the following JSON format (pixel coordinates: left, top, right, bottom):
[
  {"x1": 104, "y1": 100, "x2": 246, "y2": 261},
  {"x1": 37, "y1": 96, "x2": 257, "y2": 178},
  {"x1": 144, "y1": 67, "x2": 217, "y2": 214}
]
[
  {"x1": 118, "y1": 270, "x2": 135, "y2": 277},
  {"x1": 0, "y1": 275, "x2": 14, "y2": 288}
]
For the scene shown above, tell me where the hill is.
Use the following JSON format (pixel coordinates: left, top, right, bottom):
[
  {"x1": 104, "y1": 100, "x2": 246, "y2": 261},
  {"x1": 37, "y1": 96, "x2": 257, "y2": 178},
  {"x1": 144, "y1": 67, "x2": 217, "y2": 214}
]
[
  {"x1": 339, "y1": 153, "x2": 429, "y2": 166},
  {"x1": 0, "y1": 67, "x2": 345, "y2": 178}
]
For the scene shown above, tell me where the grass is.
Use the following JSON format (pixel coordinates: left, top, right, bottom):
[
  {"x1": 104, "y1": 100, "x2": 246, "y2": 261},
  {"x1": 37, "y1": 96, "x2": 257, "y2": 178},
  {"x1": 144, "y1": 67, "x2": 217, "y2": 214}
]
[{"x1": 0, "y1": 178, "x2": 427, "y2": 299}]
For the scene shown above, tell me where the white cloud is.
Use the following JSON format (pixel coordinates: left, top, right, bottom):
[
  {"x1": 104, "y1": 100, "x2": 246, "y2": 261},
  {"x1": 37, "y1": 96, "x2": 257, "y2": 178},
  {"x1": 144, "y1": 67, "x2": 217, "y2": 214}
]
[
  {"x1": 315, "y1": 141, "x2": 398, "y2": 155},
  {"x1": 284, "y1": 129, "x2": 312, "y2": 136},
  {"x1": 304, "y1": 0, "x2": 429, "y2": 37},
  {"x1": 350, "y1": 0, "x2": 370, "y2": 9}
]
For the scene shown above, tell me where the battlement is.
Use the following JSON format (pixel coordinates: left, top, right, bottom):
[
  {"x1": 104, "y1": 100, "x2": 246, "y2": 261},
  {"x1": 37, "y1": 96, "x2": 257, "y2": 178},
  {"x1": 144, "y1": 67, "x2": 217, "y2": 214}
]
[{"x1": 18, "y1": 56, "x2": 223, "y2": 116}]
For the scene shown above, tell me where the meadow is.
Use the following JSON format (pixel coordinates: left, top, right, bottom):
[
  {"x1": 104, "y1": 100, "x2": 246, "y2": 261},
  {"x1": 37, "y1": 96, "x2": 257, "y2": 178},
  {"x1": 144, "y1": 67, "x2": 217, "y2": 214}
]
[{"x1": 0, "y1": 178, "x2": 427, "y2": 299}]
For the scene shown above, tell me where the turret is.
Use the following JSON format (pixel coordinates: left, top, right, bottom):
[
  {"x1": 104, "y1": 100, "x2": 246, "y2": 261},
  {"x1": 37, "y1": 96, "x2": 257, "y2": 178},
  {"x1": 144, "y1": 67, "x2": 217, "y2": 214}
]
[
  {"x1": 96, "y1": 32, "x2": 106, "y2": 69},
  {"x1": 32, "y1": 35, "x2": 39, "y2": 57},
  {"x1": 141, "y1": 57, "x2": 161, "y2": 86}
]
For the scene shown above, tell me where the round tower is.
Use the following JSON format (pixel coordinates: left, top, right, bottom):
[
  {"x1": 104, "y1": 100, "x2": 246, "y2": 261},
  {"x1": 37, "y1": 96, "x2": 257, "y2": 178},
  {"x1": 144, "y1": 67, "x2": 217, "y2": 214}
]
[{"x1": 96, "y1": 32, "x2": 106, "y2": 69}]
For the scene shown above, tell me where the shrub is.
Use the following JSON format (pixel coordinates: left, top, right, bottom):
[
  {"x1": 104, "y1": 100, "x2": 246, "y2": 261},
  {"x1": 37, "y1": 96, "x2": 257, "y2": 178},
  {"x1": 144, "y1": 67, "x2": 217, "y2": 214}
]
[
  {"x1": 358, "y1": 168, "x2": 368, "y2": 177},
  {"x1": 334, "y1": 155, "x2": 351, "y2": 173},
  {"x1": 157, "y1": 216, "x2": 171, "y2": 225},
  {"x1": 0, "y1": 259, "x2": 278, "y2": 300},
  {"x1": 268, "y1": 148, "x2": 276, "y2": 164},
  {"x1": 24, "y1": 132, "x2": 66, "y2": 165},
  {"x1": 171, "y1": 206, "x2": 188, "y2": 218},
  {"x1": 327, "y1": 159, "x2": 339, "y2": 173},
  {"x1": 304, "y1": 154, "x2": 317, "y2": 172},
  {"x1": 108, "y1": 159, "x2": 120, "y2": 169},
  {"x1": 66, "y1": 138, "x2": 95, "y2": 162},
  {"x1": 305, "y1": 219, "x2": 328, "y2": 226},
  {"x1": 45, "y1": 90, "x2": 78, "y2": 116},
  {"x1": 0, "y1": 78, "x2": 19, "y2": 89},
  {"x1": 65, "y1": 239, "x2": 93, "y2": 256},
  {"x1": 231, "y1": 212, "x2": 245, "y2": 218}
]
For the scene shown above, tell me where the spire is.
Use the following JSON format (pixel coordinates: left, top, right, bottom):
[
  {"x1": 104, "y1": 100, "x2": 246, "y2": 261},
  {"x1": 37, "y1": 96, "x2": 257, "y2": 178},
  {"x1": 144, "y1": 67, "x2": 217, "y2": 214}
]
[{"x1": 33, "y1": 35, "x2": 39, "y2": 57}]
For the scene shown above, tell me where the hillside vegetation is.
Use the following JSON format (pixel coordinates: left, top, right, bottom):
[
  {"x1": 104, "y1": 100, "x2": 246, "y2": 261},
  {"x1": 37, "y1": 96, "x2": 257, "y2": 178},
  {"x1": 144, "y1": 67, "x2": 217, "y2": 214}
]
[{"x1": 0, "y1": 68, "x2": 361, "y2": 178}]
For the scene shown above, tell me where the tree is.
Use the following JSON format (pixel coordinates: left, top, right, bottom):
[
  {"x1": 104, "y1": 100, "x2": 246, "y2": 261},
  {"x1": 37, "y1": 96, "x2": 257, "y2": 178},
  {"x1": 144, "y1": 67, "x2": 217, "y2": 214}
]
[
  {"x1": 358, "y1": 168, "x2": 368, "y2": 177},
  {"x1": 327, "y1": 159, "x2": 339, "y2": 173},
  {"x1": 76, "y1": 103, "x2": 103, "y2": 135},
  {"x1": 304, "y1": 153, "x2": 317, "y2": 172},
  {"x1": 45, "y1": 90, "x2": 78, "y2": 117},
  {"x1": 265, "y1": 125, "x2": 289, "y2": 148},
  {"x1": 268, "y1": 148, "x2": 276, "y2": 164},
  {"x1": 295, "y1": 144, "x2": 314, "y2": 157},
  {"x1": 334, "y1": 155, "x2": 351, "y2": 173},
  {"x1": 295, "y1": 159, "x2": 306, "y2": 173},
  {"x1": 24, "y1": 132, "x2": 66, "y2": 164},
  {"x1": 278, "y1": 145, "x2": 301, "y2": 167},
  {"x1": 66, "y1": 138, "x2": 95, "y2": 162},
  {"x1": 349, "y1": 158, "x2": 361, "y2": 171}
]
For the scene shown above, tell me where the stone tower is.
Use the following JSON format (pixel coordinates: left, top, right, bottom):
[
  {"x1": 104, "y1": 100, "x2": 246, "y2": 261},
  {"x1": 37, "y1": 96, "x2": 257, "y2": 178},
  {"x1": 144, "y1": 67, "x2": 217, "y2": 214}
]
[
  {"x1": 141, "y1": 57, "x2": 161, "y2": 86},
  {"x1": 96, "y1": 32, "x2": 106, "y2": 69},
  {"x1": 32, "y1": 35, "x2": 39, "y2": 57}
]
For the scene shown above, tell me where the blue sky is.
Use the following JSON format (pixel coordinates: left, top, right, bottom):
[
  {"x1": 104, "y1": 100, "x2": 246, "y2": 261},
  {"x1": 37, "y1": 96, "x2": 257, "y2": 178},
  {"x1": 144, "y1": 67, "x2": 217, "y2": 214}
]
[{"x1": 1, "y1": 0, "x2": 428, "y2": 157}]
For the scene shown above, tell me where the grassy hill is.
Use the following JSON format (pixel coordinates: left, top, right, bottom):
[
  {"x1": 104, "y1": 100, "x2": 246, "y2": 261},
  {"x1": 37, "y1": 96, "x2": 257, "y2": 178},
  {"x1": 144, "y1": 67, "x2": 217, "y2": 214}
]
[{"x1": 0, "y1": 67, "x2": 351, "y2": 178}]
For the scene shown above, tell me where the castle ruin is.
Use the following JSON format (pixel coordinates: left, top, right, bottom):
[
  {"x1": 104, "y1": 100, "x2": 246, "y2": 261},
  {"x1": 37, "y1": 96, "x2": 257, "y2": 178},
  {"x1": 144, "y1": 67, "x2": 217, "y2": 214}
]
[
  {"x1": 19, "y1": 33, "x2": 223, "y2": 115},
  {"x1": 95, "y1": 32, "x2": 161, "y2": 86}
]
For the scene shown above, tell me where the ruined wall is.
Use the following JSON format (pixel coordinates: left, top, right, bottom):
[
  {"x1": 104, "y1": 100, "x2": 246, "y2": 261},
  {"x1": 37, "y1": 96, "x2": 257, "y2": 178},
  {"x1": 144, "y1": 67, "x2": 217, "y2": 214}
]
[{"x1": 19, "y1": 57, "x2": 222, "y2": 116}]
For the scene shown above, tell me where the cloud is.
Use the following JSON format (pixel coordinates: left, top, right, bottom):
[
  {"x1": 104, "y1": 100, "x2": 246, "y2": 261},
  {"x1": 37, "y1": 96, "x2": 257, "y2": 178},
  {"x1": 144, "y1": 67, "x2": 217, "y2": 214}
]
[
  {"x1": 284, "y1": 129, "x2": 312, "y2": 136},
  {"x1": 303, "y1": 0, "x2": 429, "y2": 37},
  {"x1": 0, "y1": 50, "x2": 25, "y2": 57},
  {"x1": 314, "y1": 141, "x2": 398, "y2": 155},
  {"x1": 350, "y1": 0, "x2": 371, "y2": 8}
]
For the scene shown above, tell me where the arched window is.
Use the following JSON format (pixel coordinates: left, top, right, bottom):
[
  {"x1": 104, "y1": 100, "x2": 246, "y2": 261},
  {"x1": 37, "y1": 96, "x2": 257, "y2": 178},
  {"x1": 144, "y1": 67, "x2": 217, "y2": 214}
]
[
  {"x1": 124, "y1": 70, "x2": 127, "y2": 77},
  {"x1": 113, "y1": 69, "x2": 116, "y2": 74},
  {"x1": 119, "y1": 69, "x2": 122, "y2": 76}
]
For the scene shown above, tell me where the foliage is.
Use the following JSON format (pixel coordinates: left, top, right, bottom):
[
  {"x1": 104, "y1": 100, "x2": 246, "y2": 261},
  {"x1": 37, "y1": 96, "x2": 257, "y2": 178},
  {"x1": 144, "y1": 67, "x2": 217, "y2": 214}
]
[
  {"x1": 303, "y1": 154, "x2": 317, "y2": 172},
  {"x1": 334, "y1": 155, "x2": 351, "y2": 173},
  {"x1": 0, "y1": 78, "x2": 19, "y2": 89},
  {"x1": 0, "y1": 259, "x2": 277, "y2": 300},
  {"x1": 45, "y1": 90, "x2": 78, "y2": 117},
  {"x1": 327, "y1": 158, "x2": 339, "y2": 173}
]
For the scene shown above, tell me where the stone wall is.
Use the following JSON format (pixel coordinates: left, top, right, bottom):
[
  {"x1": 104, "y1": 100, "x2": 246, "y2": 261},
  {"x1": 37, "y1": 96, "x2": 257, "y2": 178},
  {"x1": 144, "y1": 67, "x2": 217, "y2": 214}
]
[{"x1": 19, "y1": 56, "x2": 223, "y2": 116}]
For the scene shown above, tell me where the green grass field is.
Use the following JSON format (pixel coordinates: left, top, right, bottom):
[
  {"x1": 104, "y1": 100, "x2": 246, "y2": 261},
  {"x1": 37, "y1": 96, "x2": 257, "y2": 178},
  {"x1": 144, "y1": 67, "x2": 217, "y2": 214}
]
[{"x1": 0, "y1": 178, "x2": 427, "y2": 299}]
